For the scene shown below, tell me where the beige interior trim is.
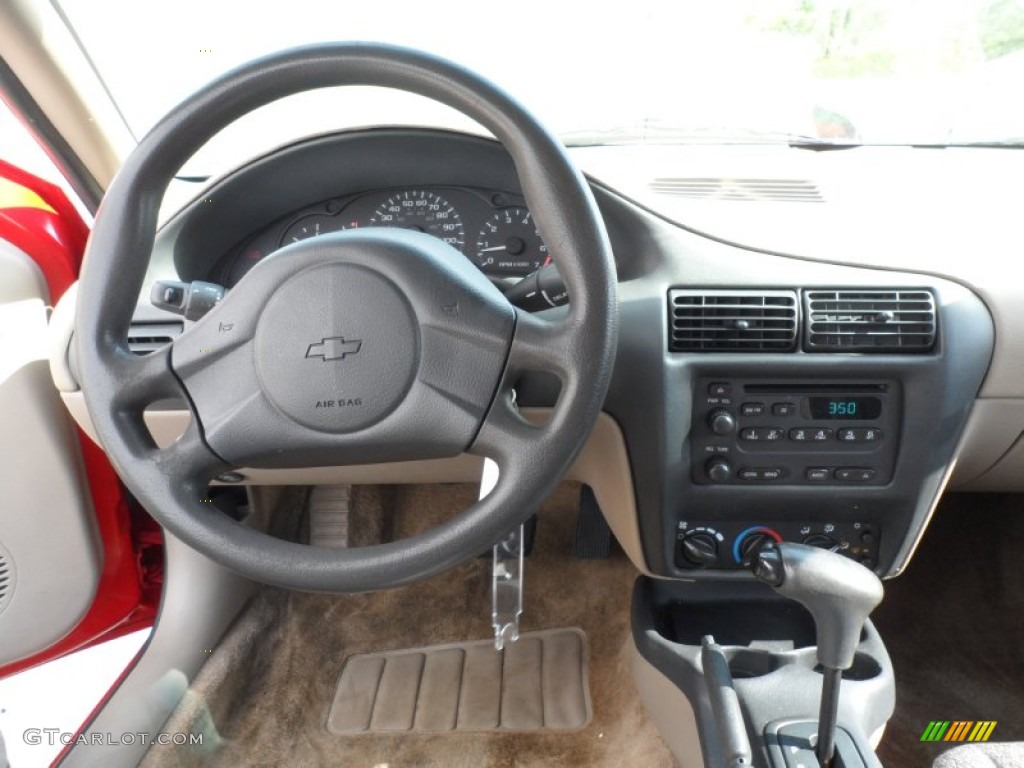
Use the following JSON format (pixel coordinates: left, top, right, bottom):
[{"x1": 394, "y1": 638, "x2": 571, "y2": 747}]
[
  {"x1": 630, "y1": 635, "x2": 699, "y2": 768},
  {"x1": 956, "y1": 428, "x2": 1024, "y2": 492},
  {"x1": 0, "y1": 249, "x2": 100, "y2": 666},
  {"x1": 949, "y1": 399, "x2": 1024, "y2": 491},
  {"x1": 60, "y1": 392, "x2": 652, "y2": 574},
  {"x1": 0, "y1": 0, "x2": 133, "y2": 189}
]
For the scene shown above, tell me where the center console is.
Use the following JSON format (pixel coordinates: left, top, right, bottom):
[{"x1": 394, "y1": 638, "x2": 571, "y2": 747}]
[
  {"x1": 632, "y1": 578, "x2": 893, "y2": 768},
  {"x1": 609, "y1": 270, "x2": 994, "y2": 767}
]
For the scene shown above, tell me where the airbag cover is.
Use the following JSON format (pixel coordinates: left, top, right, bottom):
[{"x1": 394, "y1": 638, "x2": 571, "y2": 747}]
[{"x1": 254, "y1": 263, "x2": 417, "y2": 432}]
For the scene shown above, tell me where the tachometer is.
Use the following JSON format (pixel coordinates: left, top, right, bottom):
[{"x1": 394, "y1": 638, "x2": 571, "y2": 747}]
[
  {"x1": 280, "y1": 214, "x2": 359, "y2": 246},
  {"x1": 474, "y1": 207, "x2": 549, "y2": 275},
  {"x1": 368, "y1": 190, "x2": 465, "y2": 251}
]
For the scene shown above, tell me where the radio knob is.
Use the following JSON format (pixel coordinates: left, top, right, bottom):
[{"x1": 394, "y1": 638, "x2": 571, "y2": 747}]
[
  {"x1": 708, "y1": 409, "x2": 737, "y2": 436},
  {"x1": 706, "y1": 458, "x2": 732, "y2": 484}
]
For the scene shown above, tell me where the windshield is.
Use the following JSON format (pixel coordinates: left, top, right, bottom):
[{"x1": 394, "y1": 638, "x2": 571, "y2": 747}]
[{"x1": 58, "y1": 0, "x2": 1024, "y2": 173}]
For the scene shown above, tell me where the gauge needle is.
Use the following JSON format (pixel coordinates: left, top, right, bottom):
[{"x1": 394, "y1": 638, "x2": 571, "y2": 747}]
[{"x1": 478, "y1": 245, "x2": 507, "y2": 253}]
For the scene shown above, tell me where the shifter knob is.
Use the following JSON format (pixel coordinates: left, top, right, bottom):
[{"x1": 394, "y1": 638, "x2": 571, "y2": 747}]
[{"x1": 753, "y1": 542, "x2": 883, "y2": 671}]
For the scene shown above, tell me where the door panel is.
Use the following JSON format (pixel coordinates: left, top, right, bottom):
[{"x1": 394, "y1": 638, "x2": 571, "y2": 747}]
[
  {"x1": 0, "y1": 240, "x2": 101, "y2": 665},
  {"x1": 0, "y1": 159, "x2": 159, "y2": 678}
]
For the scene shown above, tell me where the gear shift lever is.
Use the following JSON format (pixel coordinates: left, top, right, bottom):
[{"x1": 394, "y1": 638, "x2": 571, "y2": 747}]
[{"x1": 752, "y1": 542, "x2": 883, "y2": 767}]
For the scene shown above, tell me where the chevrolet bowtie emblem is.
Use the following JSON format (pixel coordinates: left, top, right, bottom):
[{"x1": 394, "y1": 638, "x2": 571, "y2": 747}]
[{"x1": 305, "y1": 336, "x2": 363, "y2": 362}]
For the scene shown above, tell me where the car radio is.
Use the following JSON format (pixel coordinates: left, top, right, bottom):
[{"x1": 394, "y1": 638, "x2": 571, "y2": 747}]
[{"x1": 691, "y1": 379, "x2": 900, "y2": 486}]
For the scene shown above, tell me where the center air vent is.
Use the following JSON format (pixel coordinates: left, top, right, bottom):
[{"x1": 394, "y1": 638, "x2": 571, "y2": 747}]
[
  {"x1": 669, "y1": 290, "x2": 798, "y2": 352},
  {"x1": 127, "y1": 322, "x2": 183, "y2": 355},
  {"x1": 804, "y1": 290, "x2": 936, "y2": 353},
  {"x1": 650, "y1": 178, "x2": 824, "y2": 203}
]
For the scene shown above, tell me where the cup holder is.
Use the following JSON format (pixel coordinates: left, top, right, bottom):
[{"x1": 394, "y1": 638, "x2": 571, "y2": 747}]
[
  {"x1": 726, "y1": 649, "x2": 785, "y2": 679},
  {"x1": 660, "y1": 599, "x2": 818, "y2": 649},
  {"x1": 814, "y1": 652, "x2": 883, "y2": 681}
]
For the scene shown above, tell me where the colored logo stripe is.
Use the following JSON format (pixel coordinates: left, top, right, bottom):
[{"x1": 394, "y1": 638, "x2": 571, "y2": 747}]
[
  {"x1": 968, "y1": 722, "x2": 997, "y2": 742},
  {"x1": 921, "y1": 721, "x2": 997, "y2": 742},
  {"x1": 945, "y1": 721, "x2": 973, "y2": 741},
  {"x1": 921, "y1": 721, "x2": 950, "y2": 741}
]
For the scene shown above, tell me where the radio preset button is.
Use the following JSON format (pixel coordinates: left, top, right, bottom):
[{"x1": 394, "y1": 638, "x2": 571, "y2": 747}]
[
  {"x1": 741, "y1": 427, "x2": 784, "y2": 441},
  {"x1": 837, "y1": 427, "x2": 884, "y2": 442},
  {"x1": 789, "y1": 427, "x2": 833, "y2": 442}
]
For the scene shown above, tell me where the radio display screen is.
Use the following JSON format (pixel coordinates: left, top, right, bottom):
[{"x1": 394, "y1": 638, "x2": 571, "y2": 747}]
[{"x1": 807, "y1": 396, "x2": 882, "y2": 420}]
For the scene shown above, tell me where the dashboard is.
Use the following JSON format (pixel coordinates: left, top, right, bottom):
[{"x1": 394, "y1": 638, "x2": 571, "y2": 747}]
[
  {"x1": 213, "y1": 186, "x2": 551, "y2": 287},
  {"x1": 54, "y1": 127, "x2": 1020, "y2": 586}
]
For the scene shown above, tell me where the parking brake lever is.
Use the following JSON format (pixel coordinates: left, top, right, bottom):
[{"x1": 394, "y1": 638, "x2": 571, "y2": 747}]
[
  {"x1": 753, "y1": 543, "x2": 883, "y2": 767},
  {"x1": 701, "y1": 636, "x2": 754, "y2": 768}
]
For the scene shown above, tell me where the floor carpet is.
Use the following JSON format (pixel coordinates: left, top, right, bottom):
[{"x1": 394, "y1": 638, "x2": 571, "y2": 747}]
[
  {"x1": 142, "y1": 483, "x2": 676, "y2": 768},
  {"x1": 142, "y1": 487, "x2": 1024, "y2": 767},
  {"x1": 873, "y1": 493, "x2": 1024, "y2": 767}
]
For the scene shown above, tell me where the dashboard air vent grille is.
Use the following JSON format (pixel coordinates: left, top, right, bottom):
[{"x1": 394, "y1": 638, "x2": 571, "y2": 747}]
[
  {"x1": 804, "y1": 290, "x2": 936, "y2": 352},
  {"x1": 669, "y1": 290, "x2": 798, "y2": 352},
  {"x1": 650, "y1": 177, "x2": 824, "y2": 203},
  {"x1": 127, "y1": 322, "x2": 183, "y2": 355}
]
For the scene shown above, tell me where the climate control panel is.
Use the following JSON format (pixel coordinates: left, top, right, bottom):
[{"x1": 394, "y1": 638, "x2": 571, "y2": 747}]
[
  {"x1": 692, "y1": 378, "x2": 900, "y2": 486},
  {"x1": 675, "y1": 519, "x2": 879, "y2": 571}
]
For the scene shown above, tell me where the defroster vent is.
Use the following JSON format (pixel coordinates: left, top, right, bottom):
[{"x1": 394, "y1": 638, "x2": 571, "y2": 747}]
[
  {"x1": 804, "y1": 289, "x2": 936, "y2": 352},
  {"x1": 669, "y1": 290, "x2": 798, "y2": 352}
]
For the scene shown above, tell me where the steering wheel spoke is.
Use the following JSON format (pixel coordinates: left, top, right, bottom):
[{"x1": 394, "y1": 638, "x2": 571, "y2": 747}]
[
  {"x1": 109, "y1": 344, "x2": 185, "y2": 411},
  {"x1": 504, "y1": 310, "x2": 574, "y2": 380},
  {"x1": 472, "y1": 391, "x2": 545, "y2": 466},
  {"x1": 150, "y1": 416, "x2": 227, "y2": 483}
]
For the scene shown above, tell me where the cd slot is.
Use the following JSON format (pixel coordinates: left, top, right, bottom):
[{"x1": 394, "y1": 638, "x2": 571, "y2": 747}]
[{"x1": 744, "y1": 383, "x2": 887, "y2": 394}]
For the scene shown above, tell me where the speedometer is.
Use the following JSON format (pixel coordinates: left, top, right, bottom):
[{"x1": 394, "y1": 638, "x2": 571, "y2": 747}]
[{"x1": 368, "y1": 190, "x2": 465, "y2": 252}]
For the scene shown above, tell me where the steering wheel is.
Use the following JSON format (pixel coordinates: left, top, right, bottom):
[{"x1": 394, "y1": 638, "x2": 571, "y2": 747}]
[{"x1": 75, "y1": 43, "x2": 617, "y2": 592}]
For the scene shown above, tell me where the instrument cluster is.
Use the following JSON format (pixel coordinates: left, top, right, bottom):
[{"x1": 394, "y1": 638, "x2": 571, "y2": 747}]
[{"x1": 219, "y1": 186, "x2": 551, "y2": 286}]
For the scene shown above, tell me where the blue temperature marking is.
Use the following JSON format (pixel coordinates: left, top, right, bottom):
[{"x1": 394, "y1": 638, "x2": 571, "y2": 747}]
[{"x1": 733, "y1": 526, "x2": 780, "y2": 564}]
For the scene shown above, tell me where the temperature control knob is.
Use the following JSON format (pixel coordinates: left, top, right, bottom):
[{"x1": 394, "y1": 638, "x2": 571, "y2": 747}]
[
  {"x1": 739, "y1": 533, "x2": 775, "y2": 565},
  {"x1": 680, "y1": 532, "x2": 720, "y2": 567},
  {"x1": 706, "y1": 458, "x2": 732, "y2": 484},
  {"x1": 707, "y1": 409, "x2": 737, "y2": 436},
  {"x1": 733, "y1": 526, "x2": 784, "y2": 566}
]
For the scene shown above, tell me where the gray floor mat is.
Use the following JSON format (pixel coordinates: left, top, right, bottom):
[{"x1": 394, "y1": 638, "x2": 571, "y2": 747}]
[{"x1": 327, "y1": 628, "x2": 591, "y2": 734}]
